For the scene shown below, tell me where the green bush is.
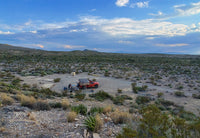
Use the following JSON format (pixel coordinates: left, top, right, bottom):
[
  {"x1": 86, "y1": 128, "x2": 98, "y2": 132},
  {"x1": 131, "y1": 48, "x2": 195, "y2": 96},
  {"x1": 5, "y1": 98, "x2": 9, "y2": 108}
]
[
  {"x1": 174, "y1": 91, "x2": 185, "y2": 97},
  {"x1": 71, "y1": 104, "x2": 87, "y2": 115},
  {"x1": 89, "y1": 90, "x2": 112, "y2": 101},
  {"x1": 54, "y1": 78, "x2": 61, "y2": 83},
  {"x1": 49, "y1": 102, "x2": 62, "y2": 108},
  {"x1": 157, "y1": 92, "x2": 164, "y2": 98},
  {"x1": 112, "y1": 96, "x2": 125, "y2": 105},
  {"x1": 120, "y1": 95, "x2": 133, "y2": 100},
  {"x1": 117, "y1": 89, "x2": 122, "y2": 93},
  {"x1": 33, "y1": 100, "x2": 51, "y2": 111},
  {"x1": 136, "y1": 96, "x2": 150, "y2": 105},
  {"x1": 117, "y1": 127, "x2": 137, "y2": 138},
  {"x1": 84, "y1": 115, "x2": 103, "y2": 132},
  {"x1": 75, "y1": 93, "x2": 85, "y2": 101},
  {"x1": 192, "y1": 94, "x2": 200, "y2": 99},
  {"x1": 88, "y1": 107, "x2": 103, "y2": 115},
  {"x1": 158, "y1": 98, "x2": 174, "y2": 107}
]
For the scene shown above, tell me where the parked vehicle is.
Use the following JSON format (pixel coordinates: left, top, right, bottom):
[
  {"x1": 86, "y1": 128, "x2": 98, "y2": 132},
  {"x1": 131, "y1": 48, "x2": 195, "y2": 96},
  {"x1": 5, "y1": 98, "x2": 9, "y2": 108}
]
[{"x1": 77, "y1": 78, "x2": 99, "y2": 89}]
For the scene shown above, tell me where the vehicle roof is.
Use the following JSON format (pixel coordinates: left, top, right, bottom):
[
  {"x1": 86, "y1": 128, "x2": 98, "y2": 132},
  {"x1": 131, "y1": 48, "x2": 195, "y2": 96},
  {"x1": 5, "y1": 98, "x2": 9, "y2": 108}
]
[{"x1": 79, "y1": 78, "x2": 89, "y2": 83}]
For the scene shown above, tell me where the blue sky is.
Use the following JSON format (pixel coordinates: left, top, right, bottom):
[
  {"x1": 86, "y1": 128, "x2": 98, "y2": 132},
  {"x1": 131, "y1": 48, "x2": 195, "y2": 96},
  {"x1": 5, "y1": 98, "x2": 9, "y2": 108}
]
[{"x1": 0, "y1": 0, "x2": 200, "y2": 54}]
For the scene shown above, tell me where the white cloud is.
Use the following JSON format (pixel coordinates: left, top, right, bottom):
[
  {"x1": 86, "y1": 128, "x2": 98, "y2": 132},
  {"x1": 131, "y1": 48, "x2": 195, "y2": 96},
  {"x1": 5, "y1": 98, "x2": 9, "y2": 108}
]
[
  {"x1": 174, "y1": 2, "x2": 200, "y2": 16},
  {"x1": 117, "y1": 40, "x2": 134, "y2": 44},
  {"x1": 155, "y1": 43, "x2": 189, "y2": 47},
  {"x1": 90, "y1": 17, "x2": 190, "y2": 37},
  {"x1": 64, "y1": 45, "x2": 85, "y2": 49},
  {"x1": 149, "y1": 11, "x2": 163, "y2": 16},
  {"x1": 89, "y1": 9, "x2": 96, "y2": 12},
  {"x1": 21, "y1": 44, "x2": 44, "y2": 48},
  {"x1": 115, "y1": 0, "x2": 129, "y2": 7},
  {"x1": 30, "y1": 30, "x2": 37, "y2": 34},
  {"x1": 1, "y1": 16, "x2": 200, "y2": 38},
  {"x1": 0, "y1": 30, "x2": 14, "y2": 34},
  {"x1": 130, "y1": 1, "x2": 149, "y2": 8}
]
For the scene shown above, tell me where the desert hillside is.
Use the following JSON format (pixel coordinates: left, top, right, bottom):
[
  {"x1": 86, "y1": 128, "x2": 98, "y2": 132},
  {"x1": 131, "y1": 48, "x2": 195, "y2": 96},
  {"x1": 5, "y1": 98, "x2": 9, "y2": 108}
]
[{"x1": 0, "y1": 44, "x2": 200, "y2": 138}]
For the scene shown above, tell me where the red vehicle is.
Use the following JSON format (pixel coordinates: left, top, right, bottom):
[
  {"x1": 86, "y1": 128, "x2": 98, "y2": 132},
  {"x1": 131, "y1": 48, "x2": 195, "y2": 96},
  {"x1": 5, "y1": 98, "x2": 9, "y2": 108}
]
[{"x1": 78, "y1": 78, "x2": 99, "y2": 89}]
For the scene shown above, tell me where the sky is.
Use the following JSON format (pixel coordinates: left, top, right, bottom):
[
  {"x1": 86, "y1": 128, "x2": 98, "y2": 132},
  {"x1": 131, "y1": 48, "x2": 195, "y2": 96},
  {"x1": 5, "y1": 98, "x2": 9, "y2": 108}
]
[{"x1": 0, "y1": 0, "x2": 200, "y2": 54}]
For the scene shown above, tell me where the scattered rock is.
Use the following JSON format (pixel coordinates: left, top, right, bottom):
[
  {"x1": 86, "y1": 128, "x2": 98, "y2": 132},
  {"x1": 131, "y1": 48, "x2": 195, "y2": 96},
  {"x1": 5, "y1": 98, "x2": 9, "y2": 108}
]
[{"x1": 93, "y1": 133, "x2": 100, "y2": 138}]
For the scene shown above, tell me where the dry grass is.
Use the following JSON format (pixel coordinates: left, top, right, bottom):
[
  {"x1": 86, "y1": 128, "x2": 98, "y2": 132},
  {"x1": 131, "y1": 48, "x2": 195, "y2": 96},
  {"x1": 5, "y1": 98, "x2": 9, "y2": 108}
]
[
  {"x1": 103, "y1": 105, "x2": 112, "y2": 114},
  {"x1": 0, "y1": 127, "x2": 5, "y2": 132},
  {"x1": 0, "y1": 93, "x2": 14, "y2": 105},
  {"x1": 94, "y1": 114, "x2": 103, "y2": 132},
  {"x1": 18, "y1": 94, "x2": 36, "y2": 108},
  {"x1": 110, "y1": 109, "x2": 132, "y2": 124},
  {"x1": 27, "y1": 112, "x2": 36, "y2": 121},
  {"x1": 67, "y1": 111, "x2": 77, "y2": 122},
  {"x1": 62, "y1": 99, "x2": 70, "y2": 110}
]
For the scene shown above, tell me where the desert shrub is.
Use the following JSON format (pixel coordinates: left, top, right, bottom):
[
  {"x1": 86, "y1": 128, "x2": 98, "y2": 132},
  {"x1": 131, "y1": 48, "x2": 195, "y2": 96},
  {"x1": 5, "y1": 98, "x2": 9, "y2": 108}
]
[
  {"x1": 67, "y1": 111, "x2": 77, "y2": 122},
  {"x1": 84, "y1": 114, "x2": 103, "y2": 132},
  {"x1": 40, "y1": 88, "x2": 58, "y2": 97},
  {"x1": 157, "y1": 92, "x2": 164, "y2": 98},
  {"x1": 49, "y1": 102, "x2": 62, "y2": 108},
  {"x1": 179, "y1": 110, "x2": 196, "y2": 121},
  {"x1": 19, "y1": 94, "x2": 36, "y2": 108},
  {"x1": 84, "y1": 116, "x2": 96, "y2": 131},
  {"x1": 11, "y1": 77, "x2": 21, "y2": 86},
  {"x1": 138, "y1": 104, "x2": 172, "y2": 137},
  {"x1": 174, "y1": 91, "x2": 185, "y2": 97},
  {"x1": 110, "y1": 109, "x2": 131, "y2": 124},
  {"x1": 103, "y1": 105, "x2": 112, "y2": 114},
  {"x1": 0, "y1": 93, "x2": 14, "y2": 105},
  {"x1": 120, "y1": 95, "x2": 133, "y2": 100},
  {"x1": 131, "y1": 83, "x2": 148, "y2": 93},
  {"x1": 75, "y1": 93, "x2": 85, "y2": 101},
  {"x1": 135, "y1": 96, "x2": 150, "y2": 105},
  {"x1": 54, "y1": 78, "x2": 61, "y2": 83},
  {"x1": 94, "y1": 114, "x2": 103, "y2": 132},
  {"x1": 158, "y1": 98, "x2": 174, "y2": 107},
  {"x1": 61, "y1": 99, "x2": 70, "y2": 110},
  {"x1": 112, "y1": 96, "x2": 125, "y2": 105},
  {"x1": 117, "y1": 127, "x2": 137, "y2": 138},
  {"x1": 33, "y1": 100, "x2": 51, "y2": 111},
  {"x1": 88, "y1": 107, "x2": 103, "y2": 115},
  {"x1": 117, "y1": 88, "x2": 122, "y2": 93},
  {"x1": 192, "y1": 94, "x2": 200, "y2": 99},
  {"x1": 71, "y1": 104, "x2": 87, "y2": 115},
  {"x1": 89, "y1": 90, "x2": 112, "y2": 101}
]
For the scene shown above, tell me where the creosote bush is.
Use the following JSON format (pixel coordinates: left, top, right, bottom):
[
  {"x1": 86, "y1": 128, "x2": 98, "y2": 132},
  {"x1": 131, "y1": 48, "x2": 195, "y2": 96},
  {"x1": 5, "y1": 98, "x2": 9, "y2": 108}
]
[
  {"x1": 174, "y1": 91, "x2": 185, "y2": 97},
  {"x1": 89, "y1": 90, "x2": 112, "y2": 101},
  {"x1": 54, "y1": 78, "x2": 61, "y2": 83},
  {"x1": 33, "y1": 100, "x2": 51, "y2": 111}
]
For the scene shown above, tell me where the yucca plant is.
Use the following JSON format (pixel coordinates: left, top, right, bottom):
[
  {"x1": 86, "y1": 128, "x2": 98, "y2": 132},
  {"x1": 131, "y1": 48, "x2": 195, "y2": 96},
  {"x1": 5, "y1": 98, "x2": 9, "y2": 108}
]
[
  {"x1": 84, "y1": 115, "x2": 103, "y2": 132},
  {"x1": 84, "y1": 116, "x2": 96, "y2": 132}
]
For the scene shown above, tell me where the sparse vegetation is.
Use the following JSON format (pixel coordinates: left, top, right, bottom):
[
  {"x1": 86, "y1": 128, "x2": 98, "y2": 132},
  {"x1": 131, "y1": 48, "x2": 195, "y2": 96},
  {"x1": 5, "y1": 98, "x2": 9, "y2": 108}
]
[
  {"x1": 110, "y1": 109, "x2": 132, "y2": 124},
  {"x1": 0, "y1": 93, "x2": 14, "y2": 105},
  {"x1": 174, "y1": 91, "x2": 185, "y2": 97},
  {"x1": 54, "y1": 78, "x2": 61, "y2": 83},
  {"x1": 71, "y1": 104, "x2": 87, "y2": 115},
  {"x1": 89, "y1": 90, "x2": 112, "y2": 101},
  {"x1": 61, "y1": 99, "x2": 70, "y2": 110},
  {"x1": 84, "y1": 114, "x2": 103, "y2": 132},
  {"x1": 67, "y1": 111, "x2": 77, "y2": 122}
]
